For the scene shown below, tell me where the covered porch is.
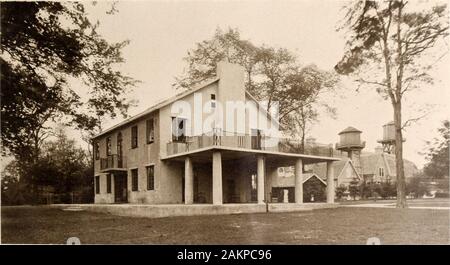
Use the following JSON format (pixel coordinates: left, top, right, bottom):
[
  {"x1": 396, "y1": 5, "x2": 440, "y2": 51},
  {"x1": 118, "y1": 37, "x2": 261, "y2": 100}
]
[{"x1": 162, "y1": 146, "x2": 340, "y2": 205}]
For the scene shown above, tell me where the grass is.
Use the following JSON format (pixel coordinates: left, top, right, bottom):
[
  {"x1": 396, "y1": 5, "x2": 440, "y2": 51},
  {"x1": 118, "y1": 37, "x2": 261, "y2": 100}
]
[
  {"x1": 2, "y1": 205, "x2": 449, "y2": 244},
  {"x1": 340, "y1": 198, "x2": 450, "y2": 207}
]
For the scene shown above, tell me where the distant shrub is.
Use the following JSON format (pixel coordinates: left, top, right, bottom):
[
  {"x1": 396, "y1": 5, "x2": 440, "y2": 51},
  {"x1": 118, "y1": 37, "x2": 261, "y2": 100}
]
[
  {"x1": 435, "y1": 192, "x2": 449, "y2": 198},
  {"x1": 335, "y1": 185, "x2": 347, "y2": 200}
]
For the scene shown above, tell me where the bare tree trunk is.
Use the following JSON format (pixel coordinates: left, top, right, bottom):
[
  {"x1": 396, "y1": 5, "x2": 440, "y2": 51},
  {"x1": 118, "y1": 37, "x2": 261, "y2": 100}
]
[
  {"x1": 394, "y1": 101, "x2": 407, "y2": 208},
  {"x1": 394, "y1": 1, "x2": 407, "y2": 209},
  {"x1": 300, "y1": 124, "x2": 305, "y2": 154}
]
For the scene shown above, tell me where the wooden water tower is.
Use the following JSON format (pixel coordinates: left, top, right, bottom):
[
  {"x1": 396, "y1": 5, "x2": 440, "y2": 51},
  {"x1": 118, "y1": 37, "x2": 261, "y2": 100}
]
[
  {"x1": 335, "y1": 126, "x2": 365, "y2": 174},
  {"x1": 377, "y1": 121, "x2": 405, "y2": 154}
]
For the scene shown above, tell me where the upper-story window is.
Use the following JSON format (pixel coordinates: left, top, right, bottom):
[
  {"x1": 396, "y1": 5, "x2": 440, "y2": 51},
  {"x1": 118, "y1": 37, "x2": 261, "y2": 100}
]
[
  {"x1": 131, "y1": 125, "x2": 138, "y2": 148},
  {"x1": 94, "y1": 142, "x2": 100, "y2": 160},
  {"x1": 106, "y1": 136, "x2": 112, "y2": 156},
  {"x1": 146, "y1": 118, "x2": 154, "y2": 144},
  {"x1": 211, "y1": 94, "x2": 216, "y2": 108},
  {"x1": 172, "y1": 117, "x2": 186, "y2": 142}
]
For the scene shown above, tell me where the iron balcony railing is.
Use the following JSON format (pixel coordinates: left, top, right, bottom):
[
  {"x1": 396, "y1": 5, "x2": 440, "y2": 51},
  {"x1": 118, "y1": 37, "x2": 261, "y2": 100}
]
[
  {"x1": 167, "y1": 131, "x2": 334, "y2": 157},
  {"x1": 100, "y1": 154, "x2": 127, "y2": 171}
]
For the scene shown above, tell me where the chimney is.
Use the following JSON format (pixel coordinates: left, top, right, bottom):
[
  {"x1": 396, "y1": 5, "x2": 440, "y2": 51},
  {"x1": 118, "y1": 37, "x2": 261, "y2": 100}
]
[
  {"x1": 216, "y1": 61, "x2": 245, "y2": 102},
  {"x1": 216, "y1": 61, "x2": 246, "y2": 133}
]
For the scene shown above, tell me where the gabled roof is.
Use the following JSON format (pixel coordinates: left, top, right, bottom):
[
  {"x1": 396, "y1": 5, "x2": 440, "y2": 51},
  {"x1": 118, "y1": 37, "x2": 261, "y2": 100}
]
[
  {"x1": 311, "y1": 159, "x2": 346, "y2": 180},
  {"x1": 302, "y1": 173, "x2": 327, "y2": 186},
  {"x1": 335, "y1": 160, "x2": 358, "y2": 180},
  {"x1": 338, "y1": 126, "x2": 362, "y2": 135},
  {"x1": 310, "y1": 158, "x2": 361, "y2": 181},
  {"x1": 93, "y1": 77, "x2": 220, "y2": 139},
  {"x1": 360, "y1": 152, "x2": 418, "y2": 178},
  {"x1": 94, "y1": 76, "x2": 285, "y2": 139},
  {"x1": 360, "y1": 153, "x2": 384, "y2": 176}
]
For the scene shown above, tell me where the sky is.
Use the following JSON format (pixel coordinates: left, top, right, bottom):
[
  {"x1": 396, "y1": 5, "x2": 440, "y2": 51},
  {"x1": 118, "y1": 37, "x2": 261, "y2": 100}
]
[{"x1": 79, "y1": 0, "x2": 450, "y2": 168}]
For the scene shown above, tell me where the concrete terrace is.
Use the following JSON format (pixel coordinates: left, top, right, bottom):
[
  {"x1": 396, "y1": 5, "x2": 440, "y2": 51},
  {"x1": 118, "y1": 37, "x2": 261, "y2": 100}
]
[{"x1": 50, "y1": 203, "x2": 339, "y2": 219}]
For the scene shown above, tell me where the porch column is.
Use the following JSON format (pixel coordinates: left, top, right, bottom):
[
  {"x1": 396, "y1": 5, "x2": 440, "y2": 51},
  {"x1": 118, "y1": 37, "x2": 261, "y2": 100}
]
[
  {"x1": 212, "y1": 151, "x2": 223, "y2": 205},
  {"x1": 295, "y1": 158, "x2": 303, "y2": 204},
  {"x1": 257, "y1": 155, "x2": 265, "y2": 204},
  {"x1": 184, "y1": 156, "x2": 194, "y2": 204},
  {"x1": 326, "y1": 161, "x2": 335, "y2": 203}
]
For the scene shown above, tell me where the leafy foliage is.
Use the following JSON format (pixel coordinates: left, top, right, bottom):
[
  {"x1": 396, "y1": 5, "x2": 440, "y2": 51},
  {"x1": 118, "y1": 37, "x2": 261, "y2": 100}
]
[
  {"x1": 348, "y1": 178, "x2": 360, "y2": 200},
  {"x1": 1, "y1": 2, "x2": 137, "y2": 163},
  {"x1": 335, "y1": 185, "x2": 348, "y2": 200},
  {"x1": 406, "y1": 175, "x2": 429, "y2": 198},
  {"x1": 379, "y1": 181, "x2": 396, "y2": 199},
  {"x1": 176, "y1": 28, "x2": 259, "y2": 91},
  {"x1": 423, "y1": 120, "x2": 450, "y2": 178},
  {"x1": 1, "y1": 170, "x2": 27, "y2": 205},
  {"x1": 1, "y1": 128, "x2": 93, "y2": 205}
]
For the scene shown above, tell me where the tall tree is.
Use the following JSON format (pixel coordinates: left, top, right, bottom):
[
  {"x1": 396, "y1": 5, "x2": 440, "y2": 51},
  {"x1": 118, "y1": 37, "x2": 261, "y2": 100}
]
[
  {"x1": 252, "y1": 46, "x2": 297, "y2": 112},
  {"x1": 2, "y1": 127, "x2": 93, "y2": 205},
  {"x1": 176, "y1": 28, "x2": 259, "y2": 90},
  {"x1": 335, "y1": 0, "x2": 449, "y2": 208},
  {"x1": 1, "y1": 2, "x2": 137, "y2": 165},
  {"x1": 423, "y1": 120, "x2": 450, "y2": 179},
  {"x1": 280, "y1": 65, "x2": 338, "y2": 148},
  {"x1": 39, "y1": 127, "x2": 92, "y2": 197},
  {"x1": 178, "y1": 27, "x2": 338, "y2": 138}
]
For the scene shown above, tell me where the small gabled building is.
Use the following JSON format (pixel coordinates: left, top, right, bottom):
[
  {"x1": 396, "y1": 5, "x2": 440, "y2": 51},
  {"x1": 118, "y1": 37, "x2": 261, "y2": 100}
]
[
  {"x1": 360, "y1": 148, "x2": 419, "y2": 184},
  {"x1": 272, "y1": 159, "x2": 361, "y2": 202},
  {"x1": 310, "y1": 158, "x2": 361, "y2": 187},
  {"x1": 270, "y1": 172, "x2": 327, "y2": 202}
]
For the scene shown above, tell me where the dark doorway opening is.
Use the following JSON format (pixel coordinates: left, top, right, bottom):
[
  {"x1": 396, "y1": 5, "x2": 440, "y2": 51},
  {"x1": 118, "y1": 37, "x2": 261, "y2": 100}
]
[
  {"x1": 114, "y1": 172, "x2": 128, "y2": 203},
  {"x1": 251, "y1": 129, "x2": 262, "y2": 150},
  {"x1": 271, "y1": 187, "x2": 295, "y2": 203}
]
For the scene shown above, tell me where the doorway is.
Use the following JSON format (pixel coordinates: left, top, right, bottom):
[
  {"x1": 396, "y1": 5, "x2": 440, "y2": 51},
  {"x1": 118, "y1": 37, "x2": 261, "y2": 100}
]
[
  {"x1": 114, "y1": 172, "x2": 128, "y2": 203},
  {"x1": 251, "y1": 129, "x2": 262, "y2": 150}
]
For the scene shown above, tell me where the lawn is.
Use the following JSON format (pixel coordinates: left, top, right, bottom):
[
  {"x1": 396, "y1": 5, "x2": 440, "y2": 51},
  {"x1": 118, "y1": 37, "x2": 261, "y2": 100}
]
[
  {"x1": 340, "y1": 198, "x2": 450, "y2": 207},
  {"x1": 2, "y1": 206, "x2": 449, "y2": 244}
]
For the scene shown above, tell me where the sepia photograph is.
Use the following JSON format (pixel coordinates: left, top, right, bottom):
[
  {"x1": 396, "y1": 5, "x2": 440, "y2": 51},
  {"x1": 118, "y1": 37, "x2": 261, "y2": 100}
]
[{"x1": 1, "y1": 0, "x2": 449, "y2": 255}]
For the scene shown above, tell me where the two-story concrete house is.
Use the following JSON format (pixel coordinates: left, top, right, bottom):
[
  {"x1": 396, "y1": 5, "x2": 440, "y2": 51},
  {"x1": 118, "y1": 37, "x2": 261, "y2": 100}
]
[{"x1": 92, "y1": 62, "x2": 339, "y2": 207}]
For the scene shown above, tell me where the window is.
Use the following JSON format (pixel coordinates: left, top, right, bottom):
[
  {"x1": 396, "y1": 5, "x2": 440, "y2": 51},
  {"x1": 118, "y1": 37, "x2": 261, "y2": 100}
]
[
  {"x1": 131, "y1": 169, "x2": 138, "y2": 191},
  {"x1": 106, "y1": 137, "x2": 112, "y2": 156},
  {"x1": 147, "y1": 165, "x2": 154, "y2": 190},
  {"x1": 131, "y1": 125, "x2": 138, "y2": 148},
  {"x1": 379, "y1": 167, "x2": 384, "y2": 177},
  {"x1": 106, "y1": 174, "x2": 112, "y2": 193},
  {"x1": 146, "y1": 119, "x2": 154, "y2": 144},
  {"x1": 95, "y1": 175, "x2": 100, "y2": 194},
  {"x1": 171, "y1": 117, "x2": 187, "y2": 142},
  {"x1": 94, "y1": 142, "x2": 100, "y2": 160},
  {"x1": 211, "y1": 94, "x2": 216, "y2": 108}
]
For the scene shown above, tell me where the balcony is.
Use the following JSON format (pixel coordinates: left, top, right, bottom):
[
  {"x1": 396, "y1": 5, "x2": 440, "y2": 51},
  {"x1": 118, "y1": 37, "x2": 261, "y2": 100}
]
[
  {"x1": 167, "y1": 133, "x2": 334, "y2": 157},
  {"x1": 100, "y1": 154, "x2": 127, "y2": 172}
]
